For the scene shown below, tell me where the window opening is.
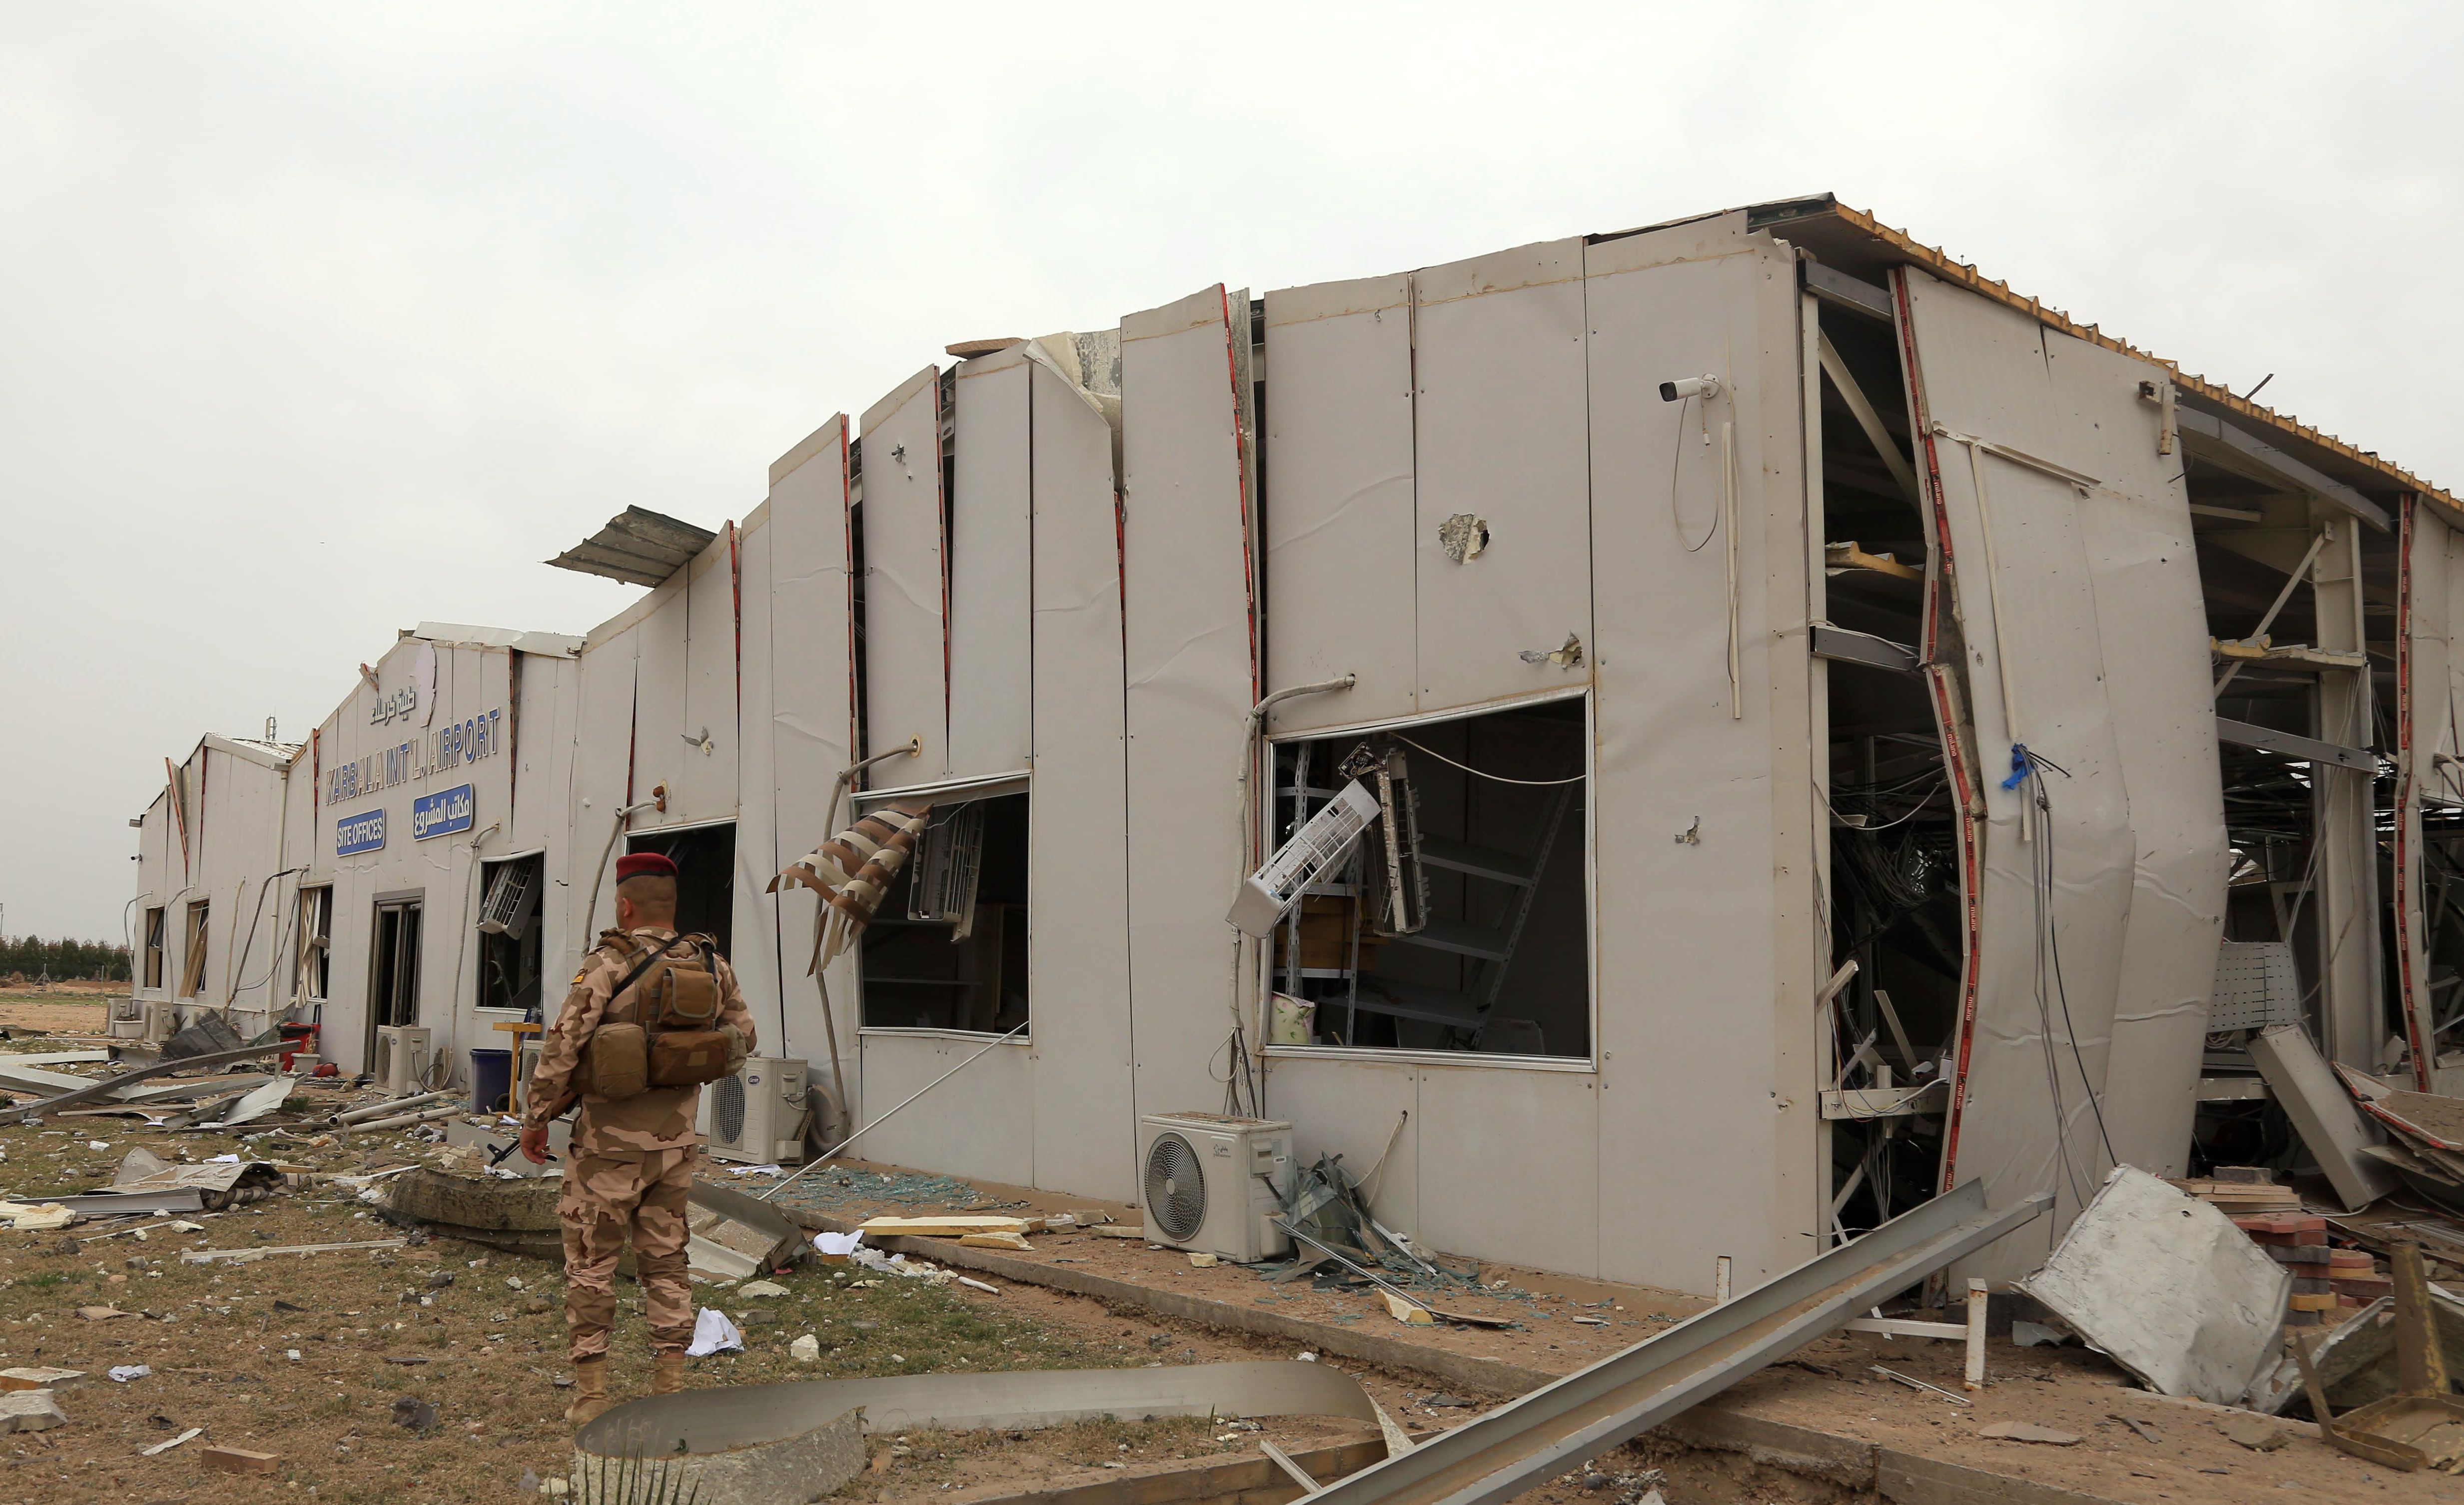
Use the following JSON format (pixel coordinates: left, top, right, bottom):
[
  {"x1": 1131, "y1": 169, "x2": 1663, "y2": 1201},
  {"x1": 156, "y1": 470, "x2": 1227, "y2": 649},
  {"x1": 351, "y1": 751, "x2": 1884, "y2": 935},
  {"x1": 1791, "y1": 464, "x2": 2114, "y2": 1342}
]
[
  {"x1": 624, "y1": 823, "x2": 735, "y2": 955},
  {"x1": 178, "y1": 900, "x2": 210, "y2": 998},
  {"x1": 477, "y1": 856, "x2": 545, "y2": 1014},
  {"x1": 1265, "y1": 700, "x2": 1588, "y2": 1058},
  {"x1": 860, "y1": 791, "x2": 1029, "y2": 1034},
  {"x1": 294, "y1": 887, "x2": 332, "y2": 1003},
  {"x1": 142, "y1": 907, "x2": 166, "y2": 991}
]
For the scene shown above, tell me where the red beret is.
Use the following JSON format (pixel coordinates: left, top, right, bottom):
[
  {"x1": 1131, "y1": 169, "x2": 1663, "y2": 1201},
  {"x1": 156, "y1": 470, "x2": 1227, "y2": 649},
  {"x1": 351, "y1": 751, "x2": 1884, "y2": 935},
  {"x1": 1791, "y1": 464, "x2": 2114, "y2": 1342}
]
[{"x1": 616, "y1": 851, "x2": 679, "y2": 882}]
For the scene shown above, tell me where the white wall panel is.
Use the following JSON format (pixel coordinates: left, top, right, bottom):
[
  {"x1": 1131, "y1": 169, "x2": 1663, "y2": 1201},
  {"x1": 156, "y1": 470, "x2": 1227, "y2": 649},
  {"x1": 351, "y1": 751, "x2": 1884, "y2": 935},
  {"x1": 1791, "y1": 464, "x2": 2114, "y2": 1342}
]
[
  {"x1": 732, "y1": 511, "x2": 784, "y2": 1048},
  {"x1": 1261, "y1": 274, "x2": 1416, "y2": 732},
  {"x1": 1261, "y1": 1055, "x2": 1421, "y2": 1237},
  {"x1": 1585, "y1": 224, "x2": 1810, "y2": 1294},
  {"x1": 1415, "y1": 1063, "x2": 1598, "y2": 1277},
  {"x1": 950, "y1": 349, "x2": 1035, "y2": 778},
  {"x1": 1122, "y1": 286, "x2": 1258, "y2": 1123},
  {"x1": 678, "y1": 532, "x2": 741, "y2": 825},
  {"x1": 568, "y1": 628, "x2": 639, "y2": 958},
  {"x1": 857, "y1": 1034, "x2": 1034, "y2": 1188},
  {"x1": 628, "y1": 578, "x2": 689, "y2": 830},
  {"x1": 766, "y1": 417, "x2": 859, "y2": 1117},
  {"x1": 2046, "y1": 336, "x2": 2229, "y2": 1181},
  {"x1": 862, "y1": 367, "x2": 950, "y2": 788},
  {"x1": 1412, "y1": 241, "x2": 1593, "y2": 712},
  {"x1": 1900, "y1": 271, "x2": 2142, "y2": 1279},
  {"x1": 1025, "y1": 354, "x2": 1136, "y2": 1201}
]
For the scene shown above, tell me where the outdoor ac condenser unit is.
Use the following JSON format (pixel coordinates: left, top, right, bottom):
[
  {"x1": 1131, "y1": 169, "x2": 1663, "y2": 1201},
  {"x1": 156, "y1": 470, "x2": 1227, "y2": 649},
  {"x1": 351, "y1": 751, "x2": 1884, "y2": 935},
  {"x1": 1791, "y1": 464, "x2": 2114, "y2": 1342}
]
[
  {"x1": 375, "y1": 1025, "x2": 432, "y2": 1095},
  {"x1": 475, "y1": 861, "x2": 540, "y2": 938},
  {"x1": 705, "y1": 1056, "x2": 809, "y2": 1165},
  {"x1": 1137, "y1": 1113, "x2": 1293, "y2": 1263}
]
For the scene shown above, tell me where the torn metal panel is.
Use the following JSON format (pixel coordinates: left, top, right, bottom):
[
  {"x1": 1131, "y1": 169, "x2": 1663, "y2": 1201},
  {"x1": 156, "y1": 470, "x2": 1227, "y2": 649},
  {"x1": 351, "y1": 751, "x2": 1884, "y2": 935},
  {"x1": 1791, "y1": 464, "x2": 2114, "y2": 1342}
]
[
  {"x1": 1027, "y1": 354, "x2": 1137, "y2": 1202},
  {"x1": 2044, "y1": 331, "x2": 2230, "y2": 1183},
  {"x1": 626, "y1": 569, "x2": 691, "y2": 829},
  {"x1": 1121, "y1": 285, "x2": 1259, "y2": 1121},
  {"x1": 547, "y1": 507, "x2": 719, "y2": 587},
  {"x1": 1411, "y1": 241, "x2": 1593, "y2": 713},
  {"x1": 2394, "y1": 498, "x2": 2447, "y2": 1089},
  {"x1": 2246, "y1": 1023, "x2": 2399, "y2": 1212},
  {"x1": 2016, "y1": 1166, "x2": 2291, "y2": 1405},
  {"x1": 1261, "y1": 273, "x2": 1418, "y2": 732},
  {"x1": 861, "y1": 367, "x2": 951, "y2": 786},
  {"x1": 947, "y1": 346, "x2": 1035, "y2": 777},
  {"x1": 1897, "y1": 269, "x2": 2142, "y2": 1280}
]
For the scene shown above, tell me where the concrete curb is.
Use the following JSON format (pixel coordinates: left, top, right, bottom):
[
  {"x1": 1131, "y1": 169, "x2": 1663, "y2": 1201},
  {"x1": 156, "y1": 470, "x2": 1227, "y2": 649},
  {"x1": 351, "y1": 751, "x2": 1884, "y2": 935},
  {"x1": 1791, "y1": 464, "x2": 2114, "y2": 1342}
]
[{"x1": 770, "y1": 1208, "x2": 2129, "y2": 1505}]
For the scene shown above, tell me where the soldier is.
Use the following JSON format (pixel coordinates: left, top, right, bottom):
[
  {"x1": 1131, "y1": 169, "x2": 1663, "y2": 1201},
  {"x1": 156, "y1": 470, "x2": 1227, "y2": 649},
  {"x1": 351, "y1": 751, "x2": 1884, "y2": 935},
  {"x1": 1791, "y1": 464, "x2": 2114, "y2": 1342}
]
[{"x1": 520, "y1": 850, "x2": 755, "y2": 1426}]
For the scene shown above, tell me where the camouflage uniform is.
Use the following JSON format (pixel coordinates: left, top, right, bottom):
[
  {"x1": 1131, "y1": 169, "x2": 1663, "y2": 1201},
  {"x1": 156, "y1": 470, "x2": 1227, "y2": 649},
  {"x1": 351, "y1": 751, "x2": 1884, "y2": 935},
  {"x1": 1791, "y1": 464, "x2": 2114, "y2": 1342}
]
[{"x1": 524, "y1": 927, "x2": 756, "y2": 1362}]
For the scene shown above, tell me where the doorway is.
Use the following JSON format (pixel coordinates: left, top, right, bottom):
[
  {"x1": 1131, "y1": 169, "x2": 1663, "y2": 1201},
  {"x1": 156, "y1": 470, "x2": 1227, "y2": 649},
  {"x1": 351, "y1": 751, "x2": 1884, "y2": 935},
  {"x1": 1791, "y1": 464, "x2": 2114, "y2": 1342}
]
[
  {"x1": 367, "y1": 893, "x2": 424, "y2": 1069},
  {"x1": 624, "y1": 822, "x2": 736, "y2": 956}
]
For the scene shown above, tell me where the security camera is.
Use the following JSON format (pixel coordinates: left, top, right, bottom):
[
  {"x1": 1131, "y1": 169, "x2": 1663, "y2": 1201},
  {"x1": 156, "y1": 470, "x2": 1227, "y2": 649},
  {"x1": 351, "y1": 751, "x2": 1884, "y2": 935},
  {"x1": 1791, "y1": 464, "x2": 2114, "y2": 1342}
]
[{"x1": 1659, "y1": 375, "x2": 1722, "y2": 402}]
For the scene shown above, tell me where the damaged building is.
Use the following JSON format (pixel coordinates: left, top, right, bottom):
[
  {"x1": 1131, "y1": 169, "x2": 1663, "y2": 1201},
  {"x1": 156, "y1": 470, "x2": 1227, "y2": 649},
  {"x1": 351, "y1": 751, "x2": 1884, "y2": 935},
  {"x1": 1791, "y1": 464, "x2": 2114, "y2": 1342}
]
[{"x1": 127, "y1": 194, "x2": 2462, "y2": 1297}]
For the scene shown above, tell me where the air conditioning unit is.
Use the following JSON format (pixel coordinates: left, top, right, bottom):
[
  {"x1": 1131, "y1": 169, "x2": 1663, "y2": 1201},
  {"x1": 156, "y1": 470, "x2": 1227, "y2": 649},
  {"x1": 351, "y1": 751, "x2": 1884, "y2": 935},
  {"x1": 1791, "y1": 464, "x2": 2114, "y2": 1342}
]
[
  {"x1": 1229, "y1": 780, "x2": 1379, "y2": 937},
  {"x1": 142, "y1": 1000, "x2": 175, "y2": 1044},
  {"x1": 375, "y1": 1025, "x2": 433, "y2": 1095},
  {"x1": 706, "y1": 1056, "x2": 809, "y2": 1165},
  {"x1": 476, "y1": 860, "x2": 540, "y2": 938},
  {"x1": 1138, "y1": 1113, "x2": 1294, "y2": 1263},
  {"x1": 106, "y1": 996, "x2": 147, "y2": 1041}
]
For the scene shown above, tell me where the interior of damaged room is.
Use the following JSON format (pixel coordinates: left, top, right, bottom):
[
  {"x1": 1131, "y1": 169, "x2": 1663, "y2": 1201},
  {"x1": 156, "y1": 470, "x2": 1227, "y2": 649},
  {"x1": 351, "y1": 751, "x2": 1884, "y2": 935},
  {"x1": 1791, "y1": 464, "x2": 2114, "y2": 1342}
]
[{"x1": 12, "y1": 8, "x2": 2464, "y2": 1504}]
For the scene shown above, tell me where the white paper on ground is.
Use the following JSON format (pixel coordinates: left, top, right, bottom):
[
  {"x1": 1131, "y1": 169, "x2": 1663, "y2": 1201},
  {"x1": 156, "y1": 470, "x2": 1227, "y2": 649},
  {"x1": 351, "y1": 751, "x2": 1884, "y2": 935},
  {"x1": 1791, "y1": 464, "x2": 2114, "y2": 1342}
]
[
  {"x1": 686, "y1": 1308, "x2": 744, "y2": 1357},
  {"x1": 812, "y1": 1229, "x2": 865, "y2": 1257}
]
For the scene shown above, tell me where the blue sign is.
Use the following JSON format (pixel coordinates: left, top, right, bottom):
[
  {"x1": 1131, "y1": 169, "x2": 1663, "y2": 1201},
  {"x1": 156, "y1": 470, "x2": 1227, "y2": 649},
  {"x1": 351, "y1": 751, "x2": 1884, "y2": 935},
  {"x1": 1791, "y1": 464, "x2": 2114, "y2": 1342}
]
[
  {"x1": 413, "y1": 783, "x2": 476, "y2": 841},
  {"x1": 336, "y1": 808, "x2": 387, "y2": 856}
]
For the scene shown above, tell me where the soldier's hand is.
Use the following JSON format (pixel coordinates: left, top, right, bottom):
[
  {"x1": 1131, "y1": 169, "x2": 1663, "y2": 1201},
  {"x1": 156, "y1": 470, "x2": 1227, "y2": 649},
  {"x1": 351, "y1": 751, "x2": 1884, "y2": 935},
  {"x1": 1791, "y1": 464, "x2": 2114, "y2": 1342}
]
[{"x1": 519, "y1": 1124, "x2": 552, "y2": 1164}]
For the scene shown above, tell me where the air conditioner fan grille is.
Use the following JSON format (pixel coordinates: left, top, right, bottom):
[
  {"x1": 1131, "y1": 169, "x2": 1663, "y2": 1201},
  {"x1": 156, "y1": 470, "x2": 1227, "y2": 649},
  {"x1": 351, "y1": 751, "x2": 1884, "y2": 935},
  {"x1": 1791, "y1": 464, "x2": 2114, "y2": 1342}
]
[{"x1": 1144, "y1": 1131, "x2": 1208, "y2": 1244}]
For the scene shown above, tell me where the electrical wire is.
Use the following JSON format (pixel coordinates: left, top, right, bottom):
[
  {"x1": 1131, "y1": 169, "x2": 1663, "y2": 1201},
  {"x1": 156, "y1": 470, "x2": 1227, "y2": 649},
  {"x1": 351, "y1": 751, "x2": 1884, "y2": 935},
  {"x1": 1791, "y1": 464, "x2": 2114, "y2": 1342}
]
[
  {"x1": 1668, "y1": 396, "x2": 1718, "y2": 553},
  {"x1": 1386, "y1": 733, "x2": 1585, "y2": 787},
  {"x1": 2010, "y1": 749, "x2": 2119, "y2": 1218}
]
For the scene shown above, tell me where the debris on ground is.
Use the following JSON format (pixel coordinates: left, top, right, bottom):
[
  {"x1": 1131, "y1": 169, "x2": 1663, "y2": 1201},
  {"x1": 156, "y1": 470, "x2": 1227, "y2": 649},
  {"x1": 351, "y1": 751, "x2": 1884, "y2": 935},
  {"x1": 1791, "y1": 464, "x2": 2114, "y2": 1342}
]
[
  {"x1": 1976, "y1": 1421, "x2": 2081, "y2": 1445},
  {"x1": 2017, "y1": 1165, "x2": 2291, "y2": 1403}
]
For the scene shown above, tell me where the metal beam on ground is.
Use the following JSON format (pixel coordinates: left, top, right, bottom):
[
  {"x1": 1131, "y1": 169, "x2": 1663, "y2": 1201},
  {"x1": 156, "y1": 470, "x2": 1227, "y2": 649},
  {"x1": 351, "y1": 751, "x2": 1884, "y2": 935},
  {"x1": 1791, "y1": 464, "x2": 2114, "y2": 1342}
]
[{"x1": 1296, "y1": 1182, "x2": 2047, "y2": 1505}]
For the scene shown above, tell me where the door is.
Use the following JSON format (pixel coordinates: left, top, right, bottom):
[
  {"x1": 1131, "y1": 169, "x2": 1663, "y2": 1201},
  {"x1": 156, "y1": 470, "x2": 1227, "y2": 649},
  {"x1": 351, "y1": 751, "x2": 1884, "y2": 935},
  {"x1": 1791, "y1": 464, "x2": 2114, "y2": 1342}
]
[{"x1": 366, "y1": 895, "x2": 425, "y2": 1066}]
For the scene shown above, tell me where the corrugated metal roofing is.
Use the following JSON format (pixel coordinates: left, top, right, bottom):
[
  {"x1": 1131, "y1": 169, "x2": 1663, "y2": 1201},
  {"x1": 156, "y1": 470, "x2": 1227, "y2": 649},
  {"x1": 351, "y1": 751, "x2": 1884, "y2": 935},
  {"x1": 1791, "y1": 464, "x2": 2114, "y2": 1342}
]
[
  {"x1": 546, "y1": 506, "x2": 717, "y2": 587},
  {"x1": 1736, "y1": 194, "x2": 2455, "y2": 517}
]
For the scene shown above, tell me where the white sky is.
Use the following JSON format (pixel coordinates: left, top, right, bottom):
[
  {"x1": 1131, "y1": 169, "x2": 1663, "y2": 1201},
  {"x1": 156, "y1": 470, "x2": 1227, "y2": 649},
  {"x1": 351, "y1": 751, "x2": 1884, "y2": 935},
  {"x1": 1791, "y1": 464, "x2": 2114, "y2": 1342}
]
[{"x1": 3, "y1": 3, "x2": 2459, "y2": 943}]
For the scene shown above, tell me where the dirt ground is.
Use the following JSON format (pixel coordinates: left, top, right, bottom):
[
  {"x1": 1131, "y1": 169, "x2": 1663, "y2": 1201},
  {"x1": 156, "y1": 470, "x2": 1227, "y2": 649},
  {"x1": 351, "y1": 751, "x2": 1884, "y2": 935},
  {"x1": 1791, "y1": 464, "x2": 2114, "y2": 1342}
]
[
  {"x1": 0, "y1": 998, "x2": 109, "y2": 1036},
  {"x1": 0, "y1": 1036, "x2": 2449, "y2": 1505}
]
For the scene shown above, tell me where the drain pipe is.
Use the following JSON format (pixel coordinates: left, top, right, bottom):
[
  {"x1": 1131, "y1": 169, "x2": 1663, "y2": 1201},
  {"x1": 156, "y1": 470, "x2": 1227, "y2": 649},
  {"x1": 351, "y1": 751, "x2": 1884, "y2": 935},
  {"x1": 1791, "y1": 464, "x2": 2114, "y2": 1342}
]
[{"x1": 1230, "y1": 676, "x2": 1355, "y2": 1116}]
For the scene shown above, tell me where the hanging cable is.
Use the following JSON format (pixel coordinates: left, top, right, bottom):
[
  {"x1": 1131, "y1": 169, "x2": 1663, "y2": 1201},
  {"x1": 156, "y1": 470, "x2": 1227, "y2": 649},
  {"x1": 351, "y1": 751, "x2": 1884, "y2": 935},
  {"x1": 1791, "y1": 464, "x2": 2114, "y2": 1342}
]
[{"x1": 1386, "y1": 733, "x2": 1585, "y2": 786}]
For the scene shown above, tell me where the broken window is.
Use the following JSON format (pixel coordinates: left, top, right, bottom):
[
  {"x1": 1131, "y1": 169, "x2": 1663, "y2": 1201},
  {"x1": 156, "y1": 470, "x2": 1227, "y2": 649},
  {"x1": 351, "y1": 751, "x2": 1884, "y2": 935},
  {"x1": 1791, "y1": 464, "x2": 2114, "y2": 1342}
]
[
  {"x1": 178, "y1": 899, "x2": 209, "y2": 998},
  {"x1": 142, "y1": 907, "x2": 165, "y2": 991},
  {"x1": 858, "y1": 790, "x2": 1029, "y2": 1035},
  {"x1": 623, "y1": 822, "x2": 736, "y2": 956},
  {"x1": 1262, "y1": 699, "x2": 1589, "y2": 1058},
  {"x1": 293, "y1": 886, "x2": 331, "y2": 1003},
  {"x1": 476, "y1": 856, "x2": 544, "y2": 1014}
]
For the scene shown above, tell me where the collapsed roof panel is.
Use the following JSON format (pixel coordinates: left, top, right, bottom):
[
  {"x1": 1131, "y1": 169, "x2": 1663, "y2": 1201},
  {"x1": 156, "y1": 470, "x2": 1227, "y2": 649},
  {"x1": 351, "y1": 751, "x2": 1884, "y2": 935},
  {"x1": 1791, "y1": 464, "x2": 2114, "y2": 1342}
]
[{"x1": 546, "y1": 506, "x2": 718, "y2": 587}]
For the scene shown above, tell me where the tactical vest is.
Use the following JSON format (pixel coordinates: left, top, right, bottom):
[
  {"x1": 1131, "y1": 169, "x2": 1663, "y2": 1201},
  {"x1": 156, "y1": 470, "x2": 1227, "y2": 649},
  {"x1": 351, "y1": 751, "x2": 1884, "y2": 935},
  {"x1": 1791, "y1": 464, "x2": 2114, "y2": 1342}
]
[{"x1": 579, "y1": 933, "x2": 746, "y2": 1098}]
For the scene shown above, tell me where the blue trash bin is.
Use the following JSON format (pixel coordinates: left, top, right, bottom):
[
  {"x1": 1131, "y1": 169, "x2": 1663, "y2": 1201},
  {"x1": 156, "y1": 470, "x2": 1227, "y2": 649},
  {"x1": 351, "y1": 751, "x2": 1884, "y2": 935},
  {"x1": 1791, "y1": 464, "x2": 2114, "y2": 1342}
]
[{"x1": 470, "y1": 1048, "x2": 514, "y2": 1115}]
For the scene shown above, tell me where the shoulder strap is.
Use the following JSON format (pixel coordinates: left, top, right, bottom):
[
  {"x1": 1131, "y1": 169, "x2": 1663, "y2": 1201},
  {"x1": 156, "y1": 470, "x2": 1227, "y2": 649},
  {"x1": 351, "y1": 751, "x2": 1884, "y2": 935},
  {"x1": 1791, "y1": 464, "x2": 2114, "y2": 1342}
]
[{"x1": 606, "y1": 940, "x2": 673, "y2": 1003}]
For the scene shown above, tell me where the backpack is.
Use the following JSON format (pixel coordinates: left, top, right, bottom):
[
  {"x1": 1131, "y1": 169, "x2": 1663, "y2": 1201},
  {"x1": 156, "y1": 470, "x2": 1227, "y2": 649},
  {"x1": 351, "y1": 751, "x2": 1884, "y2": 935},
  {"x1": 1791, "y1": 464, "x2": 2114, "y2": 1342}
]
[{"x1": 579, "y1": 933, "x2": 746, "y2": 1098}]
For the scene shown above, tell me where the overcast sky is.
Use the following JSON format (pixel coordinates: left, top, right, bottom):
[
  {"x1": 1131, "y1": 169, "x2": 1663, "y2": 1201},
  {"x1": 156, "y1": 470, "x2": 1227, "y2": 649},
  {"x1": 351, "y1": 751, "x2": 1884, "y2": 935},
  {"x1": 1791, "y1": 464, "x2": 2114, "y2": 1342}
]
[{"x1": 3, "y1": 3, "x2": 2459, "y2": 943}]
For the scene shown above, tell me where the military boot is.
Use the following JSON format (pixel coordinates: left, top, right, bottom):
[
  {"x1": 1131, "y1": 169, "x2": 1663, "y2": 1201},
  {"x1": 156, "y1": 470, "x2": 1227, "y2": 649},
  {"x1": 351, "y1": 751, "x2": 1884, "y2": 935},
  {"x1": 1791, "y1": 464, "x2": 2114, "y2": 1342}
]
[
  {"x1": 564, "y1": 1357, "x2": 613, "y2": 1427},
  {"x1": 653, "y1": 1353, "x2": 687, "y2": 1395}
]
